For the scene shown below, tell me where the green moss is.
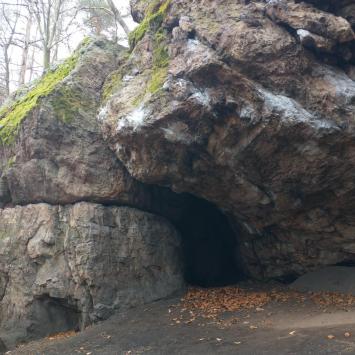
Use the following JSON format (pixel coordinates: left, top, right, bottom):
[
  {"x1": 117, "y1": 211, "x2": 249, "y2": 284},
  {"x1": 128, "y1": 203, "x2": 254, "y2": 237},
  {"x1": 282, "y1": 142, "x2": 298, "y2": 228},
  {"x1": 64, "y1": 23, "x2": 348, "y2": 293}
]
[
  {"x1": 147, "y1": 29, "x2": 170, "y2": 94},
  {"x1": 102, "y1": 70, "x2": 124, "y2": 102},
  {"x1": 129, "y1": 0, "x2": 171, "y2": 49},
  {"x1": 51, "y1": 85, "x2": 96, "y2": 123},
  {"x1": 81, "y1": 36, "x2": 92, "y2": 48},
  {"x1": 132, "y1": 91, "x2": 146, "y2": 107},
  {"x1": 0, "y1": 39, "x2": 91, "y2": 145},
  {"x1": 0, "y1": 230, "x2": 8, "y2": 240},
  {"x1": 7, "y1": 156, "x2": 16, "y2": 169},
  {"x1": 147, "y1": 67, "x2": 168, "y2": 93}
]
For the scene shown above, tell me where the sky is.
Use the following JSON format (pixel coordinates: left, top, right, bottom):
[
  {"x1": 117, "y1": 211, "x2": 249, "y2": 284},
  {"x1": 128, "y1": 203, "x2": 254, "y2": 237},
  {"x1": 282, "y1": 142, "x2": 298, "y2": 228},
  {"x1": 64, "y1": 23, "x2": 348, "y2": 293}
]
[{"x1": 5, "y1": 0, "x2": 137, "y2": 91}]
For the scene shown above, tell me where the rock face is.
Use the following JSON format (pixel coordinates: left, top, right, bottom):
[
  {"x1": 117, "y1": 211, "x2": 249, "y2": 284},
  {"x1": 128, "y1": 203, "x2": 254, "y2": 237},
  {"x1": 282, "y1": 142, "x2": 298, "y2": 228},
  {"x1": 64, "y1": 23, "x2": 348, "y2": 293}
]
[
  {"x1": 1, "y1": 0, "x2": 355, "y2": 349},
  {"x1": 0, "y1": 203, "x2": 183, "y2": 347},
  {"x1": 0, "y1": 38, "x2": 187, "y2": 348},
  {"x1": 0, "y1": 38, "x2": 184, "y2": 215},
  {"x1": 101, "y1": 0, "x2": 355, "y2": 279},
  {"x1": 291, "y1": 266, "x2": 355, "y2": 295}
]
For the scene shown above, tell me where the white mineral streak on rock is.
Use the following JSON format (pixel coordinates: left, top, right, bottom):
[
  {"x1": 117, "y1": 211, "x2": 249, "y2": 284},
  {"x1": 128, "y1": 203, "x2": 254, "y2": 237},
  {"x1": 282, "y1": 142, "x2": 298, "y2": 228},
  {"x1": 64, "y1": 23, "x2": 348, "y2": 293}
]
[
  {"x1": 260, "y1": 88, "x2": 338, "y2": 129},
  {"x1": 190, "y1": 90, "x2": 210, "y2": 107},
  {"x1": 297, "y1": 29, "x2": 311, "y2": 41},
  {"x1": 161, "y1": 121, "x2": 195, "y2": 144},
  {"x1": 117, "y1": 105, "x2": 148, "y2": 131},
  {"x1": 97, "y1": 105, "x2": 108, "y2": 121}
]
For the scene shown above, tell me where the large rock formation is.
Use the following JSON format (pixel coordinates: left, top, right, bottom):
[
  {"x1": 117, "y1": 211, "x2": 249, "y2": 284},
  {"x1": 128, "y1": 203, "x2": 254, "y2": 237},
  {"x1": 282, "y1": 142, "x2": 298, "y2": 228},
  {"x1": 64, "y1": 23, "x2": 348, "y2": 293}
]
[
  {"x1": 100, "y1": 0, "x2": 355, "y2": 279},
  {"x1": 1, "y1": 0, "x2": 355, "y2": 349},
  {"x1": 0, "y1": 203, "x2": 183, "y2": 347},
  {"x1": 0, "y1": 39, "x2": 186, "y2": 349}
]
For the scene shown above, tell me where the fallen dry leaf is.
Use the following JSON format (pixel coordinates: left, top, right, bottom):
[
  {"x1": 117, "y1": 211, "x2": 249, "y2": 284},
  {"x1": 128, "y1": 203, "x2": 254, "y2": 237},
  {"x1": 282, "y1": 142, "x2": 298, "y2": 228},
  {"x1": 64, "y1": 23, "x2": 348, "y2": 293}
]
[{"x1": 171, "y1": 285, "x2": 355, "y2": 325}]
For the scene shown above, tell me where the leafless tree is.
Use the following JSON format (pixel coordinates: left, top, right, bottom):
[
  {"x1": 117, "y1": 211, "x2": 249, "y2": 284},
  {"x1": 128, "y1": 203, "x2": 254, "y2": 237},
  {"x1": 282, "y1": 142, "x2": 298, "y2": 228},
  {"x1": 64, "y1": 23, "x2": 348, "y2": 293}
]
[
  {"x1": 26, "y1": 0, "x2": 79, "y2": 70},
  {"x1": 79, "y1": 0, "x2": 130, "y2": 41},
  {"x1": 0, "y1": 1, "x2": 21, "y2": 95},
  {"x1": 18, "y1": 8, "x2": 32, "y2": 85}
]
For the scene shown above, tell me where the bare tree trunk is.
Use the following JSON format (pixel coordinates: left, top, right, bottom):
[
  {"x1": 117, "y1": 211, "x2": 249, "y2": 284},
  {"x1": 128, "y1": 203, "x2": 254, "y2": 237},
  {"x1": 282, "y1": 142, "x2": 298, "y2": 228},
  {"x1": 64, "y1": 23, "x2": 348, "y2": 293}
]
[
  {"x1": 19, "y1": 14, "x2": 32, "y2": 85},
  {"x1": 106, "y1": 0, "x2": 129, "y2": 38},
  {"x1": 0, "y1": 3, "x2": 20, "y2": 95},
  {"x1": 3, "y1": 45, "x2": 10, "y2": 95},
  {"x1": 28, "y1": 46, "x2": 36, "y2": 82},
  {"x1": 43, "y1": 47, "x2": 51, "y2": 70}
]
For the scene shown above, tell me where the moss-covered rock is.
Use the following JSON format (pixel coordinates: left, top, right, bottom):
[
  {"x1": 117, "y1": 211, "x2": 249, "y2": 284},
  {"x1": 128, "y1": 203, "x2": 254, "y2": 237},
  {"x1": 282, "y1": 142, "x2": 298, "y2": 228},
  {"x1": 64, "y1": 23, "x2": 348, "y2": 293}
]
[
  {"x1": 0, "y1": 48, "x2": 83, "y2": 145},
  {"x1": 51, "y1": 84, "x2": 96, "y2": 123},
  {"x1": 129, "y1": 0, "x2": 171, "y2": 49},
  {"x1": 102, "y1": 70, "x2": 124, "y2": 103},
  {"x1": 147, "y1": 29, "x2": 170, "y2": 94}
]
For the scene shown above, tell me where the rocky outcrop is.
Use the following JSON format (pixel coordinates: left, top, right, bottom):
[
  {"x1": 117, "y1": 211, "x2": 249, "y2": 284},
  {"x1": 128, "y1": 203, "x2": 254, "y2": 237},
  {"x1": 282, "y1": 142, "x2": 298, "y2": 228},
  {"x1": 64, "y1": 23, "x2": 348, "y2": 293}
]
[
  {"x1": 100, "y1": 0, "x2": 355, "y2": 279},
  {"x1": 1, "y1": 0, "x2": 355, "y2": 348},
  {"x1": 0, "y1": 38, "x2": 185, "y2": 216},
  {"x1": 0, "y1": 38, "x2": 187, "y2": 348},
  {"x1": 0, "y1": 203, "x2": 183, "y2": 348}
]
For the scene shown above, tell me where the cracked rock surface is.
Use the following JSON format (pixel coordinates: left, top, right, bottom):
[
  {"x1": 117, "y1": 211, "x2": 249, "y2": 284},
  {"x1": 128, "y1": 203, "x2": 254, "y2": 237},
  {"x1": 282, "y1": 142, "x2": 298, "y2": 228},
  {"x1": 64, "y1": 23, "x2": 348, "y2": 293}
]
[
  {"x1": 102, "y1": 0, "x2": 355, "y2": 279},
  {"x1": 1, "y1": 0, "x2": 355, "y2": 349},
  {"x1": 0, "y1": 203, "x2": 183, "y2": 348}
]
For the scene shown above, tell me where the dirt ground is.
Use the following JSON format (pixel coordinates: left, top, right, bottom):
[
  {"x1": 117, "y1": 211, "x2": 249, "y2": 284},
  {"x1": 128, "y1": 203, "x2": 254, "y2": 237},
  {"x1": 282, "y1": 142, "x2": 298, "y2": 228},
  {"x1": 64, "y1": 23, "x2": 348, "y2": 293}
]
[{"x1": 7, "y1": 282, "x2": 355, "y2": 355}]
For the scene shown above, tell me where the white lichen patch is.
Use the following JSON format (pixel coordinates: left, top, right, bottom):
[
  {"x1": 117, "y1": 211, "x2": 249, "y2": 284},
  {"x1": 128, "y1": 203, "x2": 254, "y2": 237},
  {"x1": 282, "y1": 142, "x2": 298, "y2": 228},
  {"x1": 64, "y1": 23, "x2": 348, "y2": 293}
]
[
  {"x1": 318, "y1": 66, "x2": 355, "y2": 106},
  {"x1": 260, "y1": 88, "x2": 338, "y2": 130},
  {"x1": 97, "y1": 105, "x2": 109, "y2": 122},
  {"x1": 161, "y1": 121, "x2": 195, "y2": 144},
  {"x1": 122, "y1": 74, "x2": 135, "y2": 82},
  {"x1": 297, "y1": 29, "x2": 312, "y2": 41},
  {"x1": 190, "y1": 90, "x2": 211, "y2": 107},
  {"x1": 117, "y1": 105, "x2": 148, "y2": 131}
]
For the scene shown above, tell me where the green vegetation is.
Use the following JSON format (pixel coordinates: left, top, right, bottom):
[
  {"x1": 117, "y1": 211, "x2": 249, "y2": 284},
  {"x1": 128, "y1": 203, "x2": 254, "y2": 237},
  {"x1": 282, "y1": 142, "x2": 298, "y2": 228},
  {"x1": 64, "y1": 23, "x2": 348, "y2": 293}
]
[
  {"x1": 147, "y1": 29, "x2": 169, "y2": 94},
  {"x1": 102, "y1": 69, "x2": 123, "y2": 102},
  {"x1": 0, "y1": 39, "x2": 91, "y2": 145},
  {"x1": 130, "y1": 29, "x2": 170, "y2": 106},
  {"x1": 51, "y1": 84, "x2": 96, "y2": 123},
  {"x1": 128, "y1": 0, "x2": 171, "y2": 49},
  {"x1": 7, "y1": 156, "x2": 16, "y2": 169}
]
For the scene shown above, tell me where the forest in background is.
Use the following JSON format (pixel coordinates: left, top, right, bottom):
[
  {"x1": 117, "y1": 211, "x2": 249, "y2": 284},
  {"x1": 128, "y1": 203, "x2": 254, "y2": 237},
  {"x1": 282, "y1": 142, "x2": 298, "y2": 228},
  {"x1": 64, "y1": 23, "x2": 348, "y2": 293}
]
[{"x1": 0, "y1": 0, "x2": 133, "y2": 105}]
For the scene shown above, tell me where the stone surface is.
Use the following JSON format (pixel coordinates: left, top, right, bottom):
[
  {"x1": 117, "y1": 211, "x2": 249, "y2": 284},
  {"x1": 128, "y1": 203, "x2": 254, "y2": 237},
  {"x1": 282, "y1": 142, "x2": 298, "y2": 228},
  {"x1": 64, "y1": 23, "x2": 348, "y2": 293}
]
[
  {"x1": 291, "y1": 266, "x2": 355, "y2": 295},
  {"x1": 0, "y1": 203, "x2": 183, "y2": 348},
  {"x1": 0, "y1": 39, "x2": 133, "y2": 206},
  {"x1": 101, "y1": 0, "x2": 355, "y2": 279},
  {"x1": 1, "y1": 0, "x2": 355, "y2": 348},
  {"x1": 0, "y1": 38, "x2": 190, "y2": 224}
]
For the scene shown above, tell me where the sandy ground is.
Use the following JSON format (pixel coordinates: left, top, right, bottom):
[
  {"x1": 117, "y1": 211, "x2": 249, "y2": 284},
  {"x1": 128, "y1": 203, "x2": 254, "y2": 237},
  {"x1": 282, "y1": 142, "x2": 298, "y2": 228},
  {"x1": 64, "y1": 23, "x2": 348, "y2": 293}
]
[{"x1": 6, "y1": 282, "x2": 355, "y2": 355}]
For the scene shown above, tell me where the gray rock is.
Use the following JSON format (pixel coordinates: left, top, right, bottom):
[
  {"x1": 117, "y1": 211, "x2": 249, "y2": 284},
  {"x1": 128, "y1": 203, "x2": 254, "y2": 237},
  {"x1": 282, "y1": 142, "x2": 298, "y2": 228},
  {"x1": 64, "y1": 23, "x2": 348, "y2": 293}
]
[
  {"x1": 0, "y1": 203, "x2": 184, "y2": 348},
  {"x1": 0, "y1": 338, "x2": 6, "y2": 354},
  {"x1": 291, "y1": 267, "x2": 355, "y2": 295},
  {"x1": 100, "y1": 0, "x2": 355, "y2": 280}
]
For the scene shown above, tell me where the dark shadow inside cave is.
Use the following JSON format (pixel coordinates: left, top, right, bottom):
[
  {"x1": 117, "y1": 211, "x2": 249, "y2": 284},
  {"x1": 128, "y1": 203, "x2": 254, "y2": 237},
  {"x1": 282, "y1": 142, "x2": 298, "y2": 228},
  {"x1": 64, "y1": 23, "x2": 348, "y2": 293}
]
[
  {"x1": 30, "y1": 296, "x2": 80, "y2": 339},
  {"x1": 175, "y1": 195, "x2": 245, "y2": 288}
]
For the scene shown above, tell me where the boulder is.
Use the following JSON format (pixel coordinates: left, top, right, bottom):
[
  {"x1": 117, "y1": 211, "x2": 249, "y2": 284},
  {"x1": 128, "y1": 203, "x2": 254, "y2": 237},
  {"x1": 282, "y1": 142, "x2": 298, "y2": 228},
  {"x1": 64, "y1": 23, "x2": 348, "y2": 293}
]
[
  {"x1": 0, "y1": 203, "x2": 183, "y2": 347},
  {"x1": 100, "y1": 0, "x2": 355, "y2": 279}
]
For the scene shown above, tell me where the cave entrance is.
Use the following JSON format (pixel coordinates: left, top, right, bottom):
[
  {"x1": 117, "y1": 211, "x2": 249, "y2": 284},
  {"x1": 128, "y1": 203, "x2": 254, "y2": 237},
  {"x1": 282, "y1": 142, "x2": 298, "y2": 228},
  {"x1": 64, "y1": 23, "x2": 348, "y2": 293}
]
[
  {"x1": 30, "y1": 295, "x2": 81, "y2": 339},
  {"x1": 175, "y1": 195, "x2": 245, "y2": 288}
]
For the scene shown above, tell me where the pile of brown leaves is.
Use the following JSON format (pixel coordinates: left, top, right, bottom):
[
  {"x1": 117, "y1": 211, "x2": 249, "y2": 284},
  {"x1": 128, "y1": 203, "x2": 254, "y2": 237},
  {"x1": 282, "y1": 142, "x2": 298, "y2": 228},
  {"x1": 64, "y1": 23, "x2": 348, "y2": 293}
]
[
  {"x1": 174, "y1": 285, "x2": 355, "y2": 321},
  {"x1": 46, "y1": 330, "x2": 77, "y2": 341},
  {"x1": 180, "y1": 287, "x2": 272, "y2": 319}
]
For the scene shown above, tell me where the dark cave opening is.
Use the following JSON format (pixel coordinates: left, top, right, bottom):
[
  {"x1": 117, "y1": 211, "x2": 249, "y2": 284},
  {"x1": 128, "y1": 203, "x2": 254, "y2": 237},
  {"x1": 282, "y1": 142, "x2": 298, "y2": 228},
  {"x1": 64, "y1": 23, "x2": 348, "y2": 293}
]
[
  {"x1": 30, "y1": 295, "x2": 81, "y2": 339},
  {"x1": 175, "y1": 195, "x2": 245, "y2": 288}
]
